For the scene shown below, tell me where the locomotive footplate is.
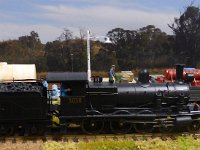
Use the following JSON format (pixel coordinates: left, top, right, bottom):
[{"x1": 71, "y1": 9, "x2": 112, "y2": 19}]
[{"x1": 59, "y1": 113, "x2": 200, "y2": 120}]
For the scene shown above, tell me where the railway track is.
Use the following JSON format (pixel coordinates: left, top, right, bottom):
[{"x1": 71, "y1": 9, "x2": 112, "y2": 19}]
[{"x1": 0, "y1": 133, "x2": 200, "y2": 143}]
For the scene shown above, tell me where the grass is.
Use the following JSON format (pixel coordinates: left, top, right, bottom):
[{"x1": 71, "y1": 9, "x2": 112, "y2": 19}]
[
  {"x1": 42, "y1": 136, "x2": 200, "y2": 150},
  {"x1": 0, "y1": 136, "x2": 199, "y2": 150}
]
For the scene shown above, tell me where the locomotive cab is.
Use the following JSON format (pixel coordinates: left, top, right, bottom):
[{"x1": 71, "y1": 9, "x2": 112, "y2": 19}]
[{"x1": 47, "y1": 72, "x2": 87, "y2": 116}]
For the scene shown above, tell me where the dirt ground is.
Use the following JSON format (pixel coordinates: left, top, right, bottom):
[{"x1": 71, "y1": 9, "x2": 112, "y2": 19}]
[{"x1": 0, "y1": 141, "x2": 43, "y2": 150}]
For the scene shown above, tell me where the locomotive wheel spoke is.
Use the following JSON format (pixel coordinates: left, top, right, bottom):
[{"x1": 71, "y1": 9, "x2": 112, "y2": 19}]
[
  {"x1": 31, "y1": 125, "x2": 37, "y2": 135},
  {"x1": 134, "y1": 110, "x2": 154, "y2": 133},
  {"x1": 38, "y1": 125, "x2": 46, "y2": 135},
  {"x1": 7, "y1": 127, "x2": 14, "y2": 136},
  {"x1": 159, "y1": 124, "x2": 174, "y2": 133},
  {"x1": 134, "y1": 122, "x2": 153, "y2": 133},
  {"x1": 17, "y1": 126, "x2": 25, "y2": 136},
  {"x1": 187, "y1": 121, "x2": 200, "y2": 132},
  {"x1": 110, "y1": 120, "x2": 132, "y2": 134},
  {"x1": 0, "y1": 125, "x2": 7, "y2": 135},
  {"x1": 0, "y1": 125, "x2": 14, "y2": 136},
  {"x1": 81, "y1": 119, "x2": 104, "y2": 134}
]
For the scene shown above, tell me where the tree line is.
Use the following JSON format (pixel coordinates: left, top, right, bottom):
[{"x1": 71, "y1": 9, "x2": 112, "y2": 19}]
[{"x1": 0, "y1": 5, "x2": 200, "y2": 72}]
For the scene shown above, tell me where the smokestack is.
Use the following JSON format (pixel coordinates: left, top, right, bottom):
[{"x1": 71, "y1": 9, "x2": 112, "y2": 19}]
[
  {"x1": 176, "y1": 64, "x2": 184, "y2": 83},
  {"x1": 138, "y1": 69, "x2": 150, "y2": 84}
]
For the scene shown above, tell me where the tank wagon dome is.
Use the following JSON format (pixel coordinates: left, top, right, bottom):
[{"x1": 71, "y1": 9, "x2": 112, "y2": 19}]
[{"x1": 0, "y1": 62, "x2": 36, "y2": 82}]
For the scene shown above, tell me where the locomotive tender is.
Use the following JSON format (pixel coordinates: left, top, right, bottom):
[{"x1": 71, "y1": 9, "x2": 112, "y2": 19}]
[{"x1": 0, "y1": 64, "x2": 200, "y2": 135}]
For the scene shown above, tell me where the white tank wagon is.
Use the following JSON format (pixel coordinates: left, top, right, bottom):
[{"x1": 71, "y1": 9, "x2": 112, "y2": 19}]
[{"x1": 0, "y1": 62, "x2": 36, "y2": 82}]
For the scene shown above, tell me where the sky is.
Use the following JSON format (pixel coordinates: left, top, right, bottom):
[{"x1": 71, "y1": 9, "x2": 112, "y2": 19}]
[{"x1": 0, "y1": 0, "x2": 199, "y2": 43}]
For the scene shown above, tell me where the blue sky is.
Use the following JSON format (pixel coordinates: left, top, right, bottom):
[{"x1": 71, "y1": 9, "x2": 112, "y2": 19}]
[{"x1": 0, "y1": 0, "x2": 198, "y2": 43}]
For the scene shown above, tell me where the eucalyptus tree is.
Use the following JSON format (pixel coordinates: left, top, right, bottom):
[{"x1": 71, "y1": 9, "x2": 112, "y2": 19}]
[{"x1": 169, "y1": 6, "x2": 200, "y2": 67}]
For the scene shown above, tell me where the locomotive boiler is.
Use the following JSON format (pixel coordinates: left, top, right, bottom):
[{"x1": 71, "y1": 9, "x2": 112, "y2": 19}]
[{"x1": 87, "y1": 70, "x2": 190, "y2": 110}]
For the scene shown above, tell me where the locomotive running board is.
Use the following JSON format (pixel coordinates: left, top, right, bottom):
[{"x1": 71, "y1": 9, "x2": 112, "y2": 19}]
[
  {"x1": 59, "y1": 112, "x2": 200, "y2": 120},
  {"x1": 60, "y1": 114, "x2": 157, "y2": 119}
]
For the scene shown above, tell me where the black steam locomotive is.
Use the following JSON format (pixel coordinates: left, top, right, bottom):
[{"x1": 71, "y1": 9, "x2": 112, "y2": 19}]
[{"x1": 0, "y1": 64, "x2": 200, "y2": 135}]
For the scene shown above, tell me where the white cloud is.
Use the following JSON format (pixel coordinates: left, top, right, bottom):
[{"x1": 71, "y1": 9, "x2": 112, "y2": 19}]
[
  {"x1": 0, "y1": 2, "x2": 181, "y2": 43},
  {"x1": 37, "y1": 4, "x2": 178, "y2": 35}
]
